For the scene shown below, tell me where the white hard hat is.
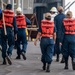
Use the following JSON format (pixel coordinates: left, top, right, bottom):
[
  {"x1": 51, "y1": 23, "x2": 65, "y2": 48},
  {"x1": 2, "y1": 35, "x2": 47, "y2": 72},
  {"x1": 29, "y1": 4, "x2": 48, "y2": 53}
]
[
  {"x1": 50, "y1": 7, "x2": 57, "y2": 13},
  {"x1": 16, "y1": 7, "x2": 22, "y2": 12}
]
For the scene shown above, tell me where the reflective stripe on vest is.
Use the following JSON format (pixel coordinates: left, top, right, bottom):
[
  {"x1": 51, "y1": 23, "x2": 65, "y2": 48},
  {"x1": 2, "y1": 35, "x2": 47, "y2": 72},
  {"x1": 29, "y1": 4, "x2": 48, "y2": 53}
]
[
  {"x1": 16, "y1": 15, "x2": 26, "y2": 28},
  {"x1": 63, "y1": 18, "x2": 75, "y2": 34},
  {"x1": 3, "y1": 10, "x2": 14, "y2": 27},
  {"x1": 41, "y1": 20, "x2": 54, "y2": 38}
]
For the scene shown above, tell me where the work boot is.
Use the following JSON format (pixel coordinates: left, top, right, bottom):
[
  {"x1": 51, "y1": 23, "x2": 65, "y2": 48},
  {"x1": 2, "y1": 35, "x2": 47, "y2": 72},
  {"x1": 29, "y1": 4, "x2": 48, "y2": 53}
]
[
  {"x1": 46, "y1": 63, "x2": 50, "y2": 72},
  {"x1": 42, "y1": 63, "x2": 46, "y2": 70},
  {"x1": 16, "y1": 55, "x2": 21, "y2": 59},
  {"x1": 64, "y1": 59, "x2": 68, "y2": 69},
  {"x1": 21, "y1": 52, "x2": 26, "y2": 60},
  {"x1": 72, "y1": 58, "x2": 75, "y2": 70},
  {"x1": 6, "y1": 55, "x2": 12, "y2": 65},
  {"x1": 60, "y1": 57, "x2": 65, "y2": 63},
  {"x1": 56, "y1": 54, "x2": 59, "y2": 62},
  {"x1": 2, "y1": 58, "x2": 7, "y2": 65}
]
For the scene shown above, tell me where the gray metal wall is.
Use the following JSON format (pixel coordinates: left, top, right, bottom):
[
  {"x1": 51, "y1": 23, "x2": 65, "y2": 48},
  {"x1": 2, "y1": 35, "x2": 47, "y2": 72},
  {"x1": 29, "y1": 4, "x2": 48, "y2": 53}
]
[
  {"x1": 34, "y1": 0, "x2": 62, "y2": 26},
  {"x1": 35, "y1": 0, "x2": 61, "y2": 3},
  {"x1": 34, "y1": 6, "x2": 47, "y2": 26}
]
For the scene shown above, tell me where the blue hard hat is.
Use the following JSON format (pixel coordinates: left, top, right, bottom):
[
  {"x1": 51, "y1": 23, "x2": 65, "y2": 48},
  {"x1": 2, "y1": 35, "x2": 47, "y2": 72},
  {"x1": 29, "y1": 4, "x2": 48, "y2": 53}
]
[{"x1": 0, "y1": 9, "x2": 2, "y2": 14}]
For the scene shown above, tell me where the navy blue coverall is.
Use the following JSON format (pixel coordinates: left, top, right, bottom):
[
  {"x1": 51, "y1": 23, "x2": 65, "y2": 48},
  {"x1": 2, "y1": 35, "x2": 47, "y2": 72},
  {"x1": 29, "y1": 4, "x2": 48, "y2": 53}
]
[
  {"x1": 0, "y1": 23, "x2": 2, "y2": 46},
  {"x1": 1, "y1": 16, "x2": 18, "y2": 59},
  {"x1": 62, "y1": 35, "x2": 75, "y2": 60},
  {"x1": 38, "y1": 23, "x2": 56, "y2": 64},
  {"x1": 14, "y1": 17, "x2": 31, "y2": 47},
  {"x1": 16, "y1": 17, "x2": 31, "y2": 57},
  {"x1": 54, "y1": 13, "x2": 66, "y2": 60},
  {"x1": 61, "y1": 18, "x2": 75, "y2": 70}
]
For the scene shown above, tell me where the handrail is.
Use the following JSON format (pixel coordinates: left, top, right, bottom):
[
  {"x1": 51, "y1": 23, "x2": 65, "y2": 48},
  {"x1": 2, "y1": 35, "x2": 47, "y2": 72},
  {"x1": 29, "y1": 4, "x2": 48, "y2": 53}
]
[
  {"x1": 63, "y1": 2, "x2": 70, "y2": 8},
  {"x1": 64, "y1": 1, "x2": 75, "y2": 12}
]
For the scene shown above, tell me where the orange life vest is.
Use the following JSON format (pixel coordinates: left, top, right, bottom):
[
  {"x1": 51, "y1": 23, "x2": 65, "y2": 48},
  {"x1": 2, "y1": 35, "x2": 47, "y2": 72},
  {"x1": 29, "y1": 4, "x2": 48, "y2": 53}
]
[
  {"x1": 63, "y1": 18, "x2": 75, "y2": 34},
  {"x1": 0, "y1": 20, "x2": 2, "y2": 28},
  {"x1": 41, "y1": 20, "x2": 54, "y2": 38},
  {"x1": 16, "y1": 15, "x2": 26, "y2": 28},
  {"x1": 3, "y1": 10, "x2": 14, "y2": 27}
]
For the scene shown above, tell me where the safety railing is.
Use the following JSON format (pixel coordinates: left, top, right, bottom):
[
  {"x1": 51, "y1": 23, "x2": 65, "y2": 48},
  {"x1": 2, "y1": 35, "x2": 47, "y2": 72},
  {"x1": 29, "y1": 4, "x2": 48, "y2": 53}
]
[{"x1": 64, "y1": 1, "x2": 75, "y2": 12}]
